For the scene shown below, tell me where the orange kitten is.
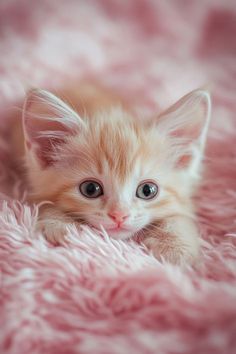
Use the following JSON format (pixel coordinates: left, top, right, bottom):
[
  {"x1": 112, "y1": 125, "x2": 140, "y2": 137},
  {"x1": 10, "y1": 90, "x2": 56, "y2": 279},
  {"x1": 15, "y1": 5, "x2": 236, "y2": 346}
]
[{"x1": 19, "y1": 86, "x2": 211, "y2": 264}]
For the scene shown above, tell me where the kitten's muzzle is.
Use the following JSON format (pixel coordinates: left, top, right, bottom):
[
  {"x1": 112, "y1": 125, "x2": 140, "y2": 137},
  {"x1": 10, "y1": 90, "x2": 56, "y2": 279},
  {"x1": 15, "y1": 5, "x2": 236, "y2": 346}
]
[{"x1": 108, "y1": 210, "x2": 130, "y2": 227}]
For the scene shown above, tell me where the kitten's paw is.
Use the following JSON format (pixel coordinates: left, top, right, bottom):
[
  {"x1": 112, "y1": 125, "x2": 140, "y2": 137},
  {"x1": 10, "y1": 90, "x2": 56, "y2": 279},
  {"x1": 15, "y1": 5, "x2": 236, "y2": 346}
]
[
  {"x1": 143, "y1": 236, "x2": 198, "y2": 265},
  {"x1": 38, "y1": 220, "x2": 75, "y2": 245}
]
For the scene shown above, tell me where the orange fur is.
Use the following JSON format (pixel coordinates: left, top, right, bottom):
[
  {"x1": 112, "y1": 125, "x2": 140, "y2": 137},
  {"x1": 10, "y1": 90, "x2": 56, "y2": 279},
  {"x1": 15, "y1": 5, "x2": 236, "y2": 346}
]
[{"x1": 15, "y1": 85, "x2": 211, "y2": 264}]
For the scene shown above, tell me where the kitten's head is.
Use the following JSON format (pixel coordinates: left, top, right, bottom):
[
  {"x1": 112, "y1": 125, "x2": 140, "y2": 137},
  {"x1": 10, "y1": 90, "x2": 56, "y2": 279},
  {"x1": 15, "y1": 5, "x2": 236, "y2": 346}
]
[{"x1": 23, "y1": 88, "x2": 211, "y2": 239}]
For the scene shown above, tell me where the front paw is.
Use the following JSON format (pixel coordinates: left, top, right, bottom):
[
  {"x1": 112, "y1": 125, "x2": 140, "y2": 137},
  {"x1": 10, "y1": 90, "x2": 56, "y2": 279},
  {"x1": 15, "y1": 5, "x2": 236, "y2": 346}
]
[
  {"x1": 143, "y1": 236, "x2": 198, "y2": 265},
  {"x1": 38, "y1": 220, "x2": 75, "y2": 245}
]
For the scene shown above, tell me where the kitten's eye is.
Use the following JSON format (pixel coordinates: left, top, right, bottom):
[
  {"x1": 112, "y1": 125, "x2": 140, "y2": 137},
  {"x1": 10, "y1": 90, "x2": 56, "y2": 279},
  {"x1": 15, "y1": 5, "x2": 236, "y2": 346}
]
[
  {"x1": 79, "y1": 180, "x2": 103, "y2": 198},
  {"x1": 136, "y1": 181, "x2": 158, "y2": 200}
]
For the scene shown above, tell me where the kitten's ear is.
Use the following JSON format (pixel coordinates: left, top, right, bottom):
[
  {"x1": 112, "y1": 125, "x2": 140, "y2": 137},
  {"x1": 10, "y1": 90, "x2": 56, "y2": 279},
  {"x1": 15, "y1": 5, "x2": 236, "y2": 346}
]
[
  {"x1": 23, "y1": 89, "x2": 84, "y2": 167},
  {"x1": 157, "y1": 89, "x2": 211, "y2": 174}
]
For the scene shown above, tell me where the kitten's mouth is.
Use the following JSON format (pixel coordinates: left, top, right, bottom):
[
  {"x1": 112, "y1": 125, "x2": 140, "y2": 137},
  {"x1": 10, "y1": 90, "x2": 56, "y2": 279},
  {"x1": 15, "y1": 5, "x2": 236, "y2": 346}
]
[
  {"x1": 106, "y1": 225, "x2": 130, "y2": 232},
  {"x1": 78, "y1": 218, "x2": 135, "y2": 239},
  {"x1": 105, "y1": 226, "x2": 134, "y2": 240}
]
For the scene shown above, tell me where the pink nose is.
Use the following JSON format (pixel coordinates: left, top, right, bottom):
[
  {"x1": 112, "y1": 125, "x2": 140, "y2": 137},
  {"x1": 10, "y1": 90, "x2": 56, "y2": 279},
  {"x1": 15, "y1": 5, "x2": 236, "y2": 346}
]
[{"x1": 108, "y1": 210, "x2": 129, "y2": 224}]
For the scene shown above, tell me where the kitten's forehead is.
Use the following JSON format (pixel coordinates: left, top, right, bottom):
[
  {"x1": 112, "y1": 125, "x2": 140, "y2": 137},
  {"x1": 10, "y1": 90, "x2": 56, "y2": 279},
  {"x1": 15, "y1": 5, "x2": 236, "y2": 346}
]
[
  {"x1": 88, "y1": 113, "x2": 153, "y2": 182},
  {"x1": 60, "y1": 108, "x2": 166, "y2": 183}
]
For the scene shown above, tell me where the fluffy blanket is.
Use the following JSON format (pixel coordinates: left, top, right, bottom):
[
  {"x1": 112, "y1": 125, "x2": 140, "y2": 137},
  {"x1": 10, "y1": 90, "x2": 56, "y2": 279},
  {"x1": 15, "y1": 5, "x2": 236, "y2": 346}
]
[{"x1": 0, "y1": 1, "x2": 236, "y2": 353}]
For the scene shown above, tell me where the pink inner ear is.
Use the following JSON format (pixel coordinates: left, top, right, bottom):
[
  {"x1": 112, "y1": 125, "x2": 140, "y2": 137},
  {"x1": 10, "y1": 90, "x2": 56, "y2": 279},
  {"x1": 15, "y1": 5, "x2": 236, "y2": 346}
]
[
  {"x1": 23, "y1": 89, "x2": 79, "y2": 168},
  {"x1": 157, "y1": 89, "x2": 211, "y2": 169},
  {"x1": 158, "y1": 89, "x2": 210, "y2": 140},
  {"x1": 33, "y1": 136, "x2": 67, "y2": 167},
  {"x1": 24, "y1": 111, "x2": 69, "y2": 168},
  {"x1": 176, "y1": 155, "x2": 192, "y2": 168}
]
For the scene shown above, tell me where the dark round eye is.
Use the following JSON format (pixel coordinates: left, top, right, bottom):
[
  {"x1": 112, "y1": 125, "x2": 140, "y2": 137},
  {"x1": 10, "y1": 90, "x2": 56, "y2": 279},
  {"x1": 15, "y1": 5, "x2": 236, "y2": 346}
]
[
  {"x1": 136, "y1": 181, "x2": 159, "y2": 200},
  {"x1": 79, "y1": 180, "x2": 103, "y2": 198}
]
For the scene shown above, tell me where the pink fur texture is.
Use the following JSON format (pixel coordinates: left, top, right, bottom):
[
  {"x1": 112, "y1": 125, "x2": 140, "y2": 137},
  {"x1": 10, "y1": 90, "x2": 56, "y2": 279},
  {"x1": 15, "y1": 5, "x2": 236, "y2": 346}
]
[{"x1": 0, "y1": 1, "x2": 236, "y2": 353}]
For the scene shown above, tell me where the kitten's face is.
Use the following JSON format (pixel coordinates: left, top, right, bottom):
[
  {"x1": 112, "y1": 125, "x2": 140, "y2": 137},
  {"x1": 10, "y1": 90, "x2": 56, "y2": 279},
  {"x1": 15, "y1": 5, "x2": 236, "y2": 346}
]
[
  {"x1": 51, "y1": 111, "x2": 176, "y2": 240},
  {"x1": 23, "y1": 89, "x2": 211, "y2": 240}
]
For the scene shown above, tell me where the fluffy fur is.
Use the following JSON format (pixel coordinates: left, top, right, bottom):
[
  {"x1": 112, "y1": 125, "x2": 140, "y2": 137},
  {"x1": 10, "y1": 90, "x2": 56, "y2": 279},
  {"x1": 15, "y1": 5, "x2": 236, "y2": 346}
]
[
  {"x1": 20, "y1": 87, "x2": 211, "y2": 265},
  {"x1": 1, "y1": 1, "x2": 236, "y2": 353}
]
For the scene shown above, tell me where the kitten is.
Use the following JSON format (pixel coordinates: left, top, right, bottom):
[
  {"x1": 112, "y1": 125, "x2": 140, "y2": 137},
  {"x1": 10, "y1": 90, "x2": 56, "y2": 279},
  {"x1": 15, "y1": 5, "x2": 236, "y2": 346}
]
[{"x1": 19, "y1": 85, "x2": 211, "y2": 265}]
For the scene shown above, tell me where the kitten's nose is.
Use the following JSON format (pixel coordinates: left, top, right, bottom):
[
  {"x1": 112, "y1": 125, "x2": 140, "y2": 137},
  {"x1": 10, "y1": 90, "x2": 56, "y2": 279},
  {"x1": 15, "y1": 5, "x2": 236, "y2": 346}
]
[{"x1": 108, "y1": 210, "x2": 129, "y2": 224}]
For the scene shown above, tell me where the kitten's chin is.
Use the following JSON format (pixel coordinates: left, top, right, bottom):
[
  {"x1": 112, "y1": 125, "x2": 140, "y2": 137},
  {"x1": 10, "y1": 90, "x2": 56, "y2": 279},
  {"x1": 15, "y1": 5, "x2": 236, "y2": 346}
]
[
  {"x1": 87, "y1": 221, "x2": 138, "y2": 240},
  {"x1": 105, "y1": 228, "x2": 134, "y2": 240}
]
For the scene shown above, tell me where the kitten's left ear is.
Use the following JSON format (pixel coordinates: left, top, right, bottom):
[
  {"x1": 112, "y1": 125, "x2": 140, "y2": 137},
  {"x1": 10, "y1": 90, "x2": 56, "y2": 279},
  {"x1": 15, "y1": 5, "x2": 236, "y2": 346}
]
[
  {"x1": 157, "y1": 89, "x2": 211, "y2": 174},
  {"x1": 23, "y1": 89, "x2": 84, "y2": 167}
]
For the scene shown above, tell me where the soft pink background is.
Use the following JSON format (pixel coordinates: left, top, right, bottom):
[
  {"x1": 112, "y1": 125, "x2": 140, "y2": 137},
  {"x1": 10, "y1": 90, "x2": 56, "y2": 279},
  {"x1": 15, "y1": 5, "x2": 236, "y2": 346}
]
[{"x1": 0, "y1": 1, "x2": 236, "y2": 353}]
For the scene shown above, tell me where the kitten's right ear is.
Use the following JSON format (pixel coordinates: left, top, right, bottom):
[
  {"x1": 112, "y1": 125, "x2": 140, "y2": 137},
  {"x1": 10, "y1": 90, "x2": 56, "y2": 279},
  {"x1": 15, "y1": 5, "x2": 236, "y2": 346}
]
[
  {"x1": 156, "y1": 89, "x2": 211, "y2": 174},
  {"x1": 23, "y1": 89, "x2": 84, "y2": 167}
]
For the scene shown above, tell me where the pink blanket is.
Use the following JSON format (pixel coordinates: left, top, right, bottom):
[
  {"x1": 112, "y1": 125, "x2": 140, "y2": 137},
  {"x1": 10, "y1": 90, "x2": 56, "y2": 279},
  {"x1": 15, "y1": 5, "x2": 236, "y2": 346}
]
[{"x1": 1, "y1": 1, "x2": 236, "y2": 353}]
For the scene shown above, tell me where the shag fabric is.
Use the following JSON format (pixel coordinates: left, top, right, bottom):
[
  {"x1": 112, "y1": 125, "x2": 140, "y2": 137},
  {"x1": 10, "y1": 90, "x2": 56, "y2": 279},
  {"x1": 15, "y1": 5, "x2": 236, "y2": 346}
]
[{"x1": 0, "y1": 1, "x2": 236, "y2": 353}]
